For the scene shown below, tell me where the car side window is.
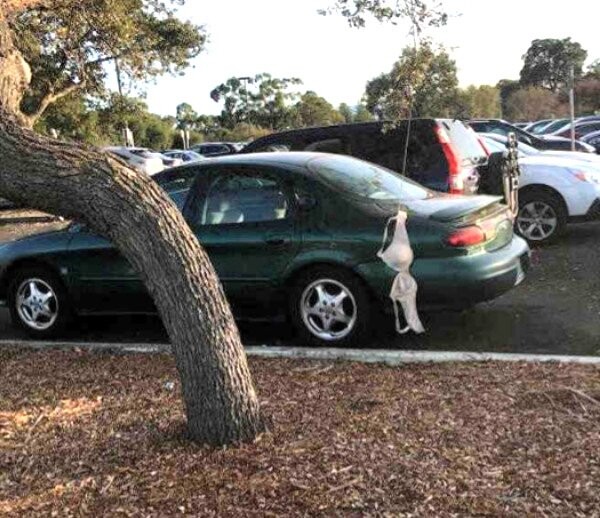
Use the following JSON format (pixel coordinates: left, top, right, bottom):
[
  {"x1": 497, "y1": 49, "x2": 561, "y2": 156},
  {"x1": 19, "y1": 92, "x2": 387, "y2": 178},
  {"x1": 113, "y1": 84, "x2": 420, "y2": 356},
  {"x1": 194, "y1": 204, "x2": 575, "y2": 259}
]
[
  {"x1": 155, "y1": 168, "x2": 197, "y2": 193},
  {"x1": 199, "y1": 173, "x2": 289, "y2": 226}
]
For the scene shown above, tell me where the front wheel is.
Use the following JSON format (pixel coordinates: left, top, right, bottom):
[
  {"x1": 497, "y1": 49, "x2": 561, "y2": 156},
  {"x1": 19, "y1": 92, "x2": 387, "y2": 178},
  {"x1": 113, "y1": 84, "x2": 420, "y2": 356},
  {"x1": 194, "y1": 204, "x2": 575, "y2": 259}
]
[
  {"x1": 515, "y1": 190, "x2": 567, "y2": 244},
  {"x1": 289, "y1": 267, "x2": 372, "y2": 347},
  {"x1": 8, "y1": 267, "x2": 72, "y2": 338}
]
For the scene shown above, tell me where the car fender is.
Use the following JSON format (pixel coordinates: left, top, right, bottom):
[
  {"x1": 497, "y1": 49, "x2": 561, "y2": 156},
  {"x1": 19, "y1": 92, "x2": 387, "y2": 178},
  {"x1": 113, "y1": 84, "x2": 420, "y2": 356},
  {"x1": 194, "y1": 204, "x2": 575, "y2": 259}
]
[{"x1": 518, "y1": 162, "x2": 597, "y2": 216}]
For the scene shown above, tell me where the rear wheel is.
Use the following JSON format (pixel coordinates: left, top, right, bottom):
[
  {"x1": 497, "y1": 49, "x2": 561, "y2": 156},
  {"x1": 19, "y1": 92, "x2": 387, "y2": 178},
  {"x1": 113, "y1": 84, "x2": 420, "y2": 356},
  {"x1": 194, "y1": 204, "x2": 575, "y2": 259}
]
[
  {"x1": 289, "y1": 266, "x2": 371, "y2": 347},
  {"x1": 515, "y1": 189, "x2": 567, "y2": 244},
  {"x1": 8, "y1": 266, "x2": 72, "y2": 338}
]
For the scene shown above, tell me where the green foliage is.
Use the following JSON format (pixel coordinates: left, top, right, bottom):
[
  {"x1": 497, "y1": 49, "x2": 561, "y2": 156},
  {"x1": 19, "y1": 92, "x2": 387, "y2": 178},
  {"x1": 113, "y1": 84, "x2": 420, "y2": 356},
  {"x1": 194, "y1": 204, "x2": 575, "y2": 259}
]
[
  {"x1": 338, "y1": 103, "x2": 354, "y2": 123},
  {"x1": 319, "y1": 0, "x2": 447, "y2": 32},
  {"x1": 504, "y1": 87, "x2": 567, "y2": 121},
  {"x1": 364, "y1": 43, "x2": 459, "y2": 119},
  {"x1": 520, "y1": 38, "x2": 587, "y2": 93},
  {"x1": 12, "y1": 0, "x2": 205, "y2": 121},
  {"x1": 456, "y1": 85, "x2": 502, "y2": 119},
  {"x1": 291, "y1": 92, "x2": 344, "y2": 127},
  {"x1": 496, "y1": 79, "x2": 520, "y2": 118},
  {"x1": 176, "y1": 102, "x2": 199, "y2": 130},
  {"x1": 210, "y1": 74, "x2": 303, "y2": 130},
  {"x1": 353, "y1": 103, "x2": 375, "y2": 122}
]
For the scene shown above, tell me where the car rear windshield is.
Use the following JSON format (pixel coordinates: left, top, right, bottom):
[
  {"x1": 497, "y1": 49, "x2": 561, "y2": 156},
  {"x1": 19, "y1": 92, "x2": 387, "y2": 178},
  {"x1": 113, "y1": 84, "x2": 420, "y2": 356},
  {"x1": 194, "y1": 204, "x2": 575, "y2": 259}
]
[
  {"x1": 439, "y1": 120, "x2": 487, "y2": 164},
  {"x1": 308, "y1": 155, "x2": 430, "y2": 201}
]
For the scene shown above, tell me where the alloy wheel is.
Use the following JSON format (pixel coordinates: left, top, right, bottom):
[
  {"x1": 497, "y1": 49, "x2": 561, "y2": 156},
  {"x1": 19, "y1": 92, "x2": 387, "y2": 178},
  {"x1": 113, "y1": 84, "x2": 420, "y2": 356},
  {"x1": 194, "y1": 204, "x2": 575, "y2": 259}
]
[
  {"x1": 517, "y1": 201, "x2": 558, "y2": 241},
  {"x1": 15, "y1": 278, "x2": 59, "y2": 331},
  {"x1": 300, "y1": 278, "x2": 357, "y2": 341}
]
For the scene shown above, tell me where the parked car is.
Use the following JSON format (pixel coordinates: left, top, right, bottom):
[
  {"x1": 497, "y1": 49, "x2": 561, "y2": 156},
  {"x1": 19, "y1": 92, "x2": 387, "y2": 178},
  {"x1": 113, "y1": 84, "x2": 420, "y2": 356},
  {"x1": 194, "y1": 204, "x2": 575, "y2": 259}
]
[
  {"x1": 191, "y1": 142, "x2": 239, "y2": 157},
  {"x1": 469, "y1": 119, "x2": 596, "y2": 153},
  {"x1": 513, "y1": 122, "x2": 532, "y2": 129},
  {"x1": 552, "y1": 120, "x2": 600, "y2": 140},
  {"x1": 481, "y1": 136, "x2": 600, "y2": 243},
  {"x1": 243, "y1": 119, "x2": 488, "y2": 195},
  {"x1": 536, "y1": 118, "x2": 570, "y2": 135},
  {"x1": 524, "y1": 119, "x2": 554, "y2": 134},
  {"x1": 483, "y1": 133, "x2": 600, "y2": 165},
  {"x1": 582, "y1": 130, "x2": 600, "y2": 154},
  {"x1": 105, "y1": 147, "x2": 165, "y2": 176},
  {"x1": 163, "y1": 150, "x2": 206, "y2": 163},
  {"x1": 0, "y1": 153, "x2": 529, "y2": 345}
]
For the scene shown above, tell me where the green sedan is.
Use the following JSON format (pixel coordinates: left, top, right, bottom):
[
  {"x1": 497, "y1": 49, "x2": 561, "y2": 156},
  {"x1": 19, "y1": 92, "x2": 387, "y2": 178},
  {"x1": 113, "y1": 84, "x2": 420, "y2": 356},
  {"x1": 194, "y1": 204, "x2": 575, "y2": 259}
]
[{"x1": 0, "y1": 153, "x2": 530, "y2": 346}]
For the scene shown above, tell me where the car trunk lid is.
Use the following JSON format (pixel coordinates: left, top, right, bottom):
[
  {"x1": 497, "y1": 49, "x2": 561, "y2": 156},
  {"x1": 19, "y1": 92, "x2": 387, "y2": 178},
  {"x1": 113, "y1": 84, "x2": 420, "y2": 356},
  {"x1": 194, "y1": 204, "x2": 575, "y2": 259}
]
[{"x1": 405, "y1": 194, "x2": 514, "y2": 251}]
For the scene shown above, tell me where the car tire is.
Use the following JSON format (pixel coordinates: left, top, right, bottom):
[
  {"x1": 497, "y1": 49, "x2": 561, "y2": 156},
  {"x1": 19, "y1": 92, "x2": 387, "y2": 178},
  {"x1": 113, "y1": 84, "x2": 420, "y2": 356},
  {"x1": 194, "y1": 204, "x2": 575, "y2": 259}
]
[
  {"x1": 7, "y1": 266, "x2": 72, "y2": 338},
  {"x1": 515, "y1": 189, "x2": 567, "y2": 244},
  {"x1": 289, "y1": 266, "x2": 372, "y2": 347}
]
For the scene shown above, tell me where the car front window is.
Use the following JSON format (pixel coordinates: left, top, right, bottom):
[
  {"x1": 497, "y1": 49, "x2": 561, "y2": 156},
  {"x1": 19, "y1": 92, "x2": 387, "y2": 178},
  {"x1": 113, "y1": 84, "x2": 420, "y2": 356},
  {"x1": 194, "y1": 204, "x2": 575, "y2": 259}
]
[{"x1": 308, "y1": 155, "x2": 430, "y2": 201}]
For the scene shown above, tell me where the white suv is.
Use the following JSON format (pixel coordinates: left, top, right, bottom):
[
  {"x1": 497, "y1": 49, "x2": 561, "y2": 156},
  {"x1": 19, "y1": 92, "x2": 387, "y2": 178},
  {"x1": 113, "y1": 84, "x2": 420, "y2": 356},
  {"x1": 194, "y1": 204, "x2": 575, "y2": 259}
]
[{"x1": 482, "y1": 135, "x2": 600, "y2": 243}]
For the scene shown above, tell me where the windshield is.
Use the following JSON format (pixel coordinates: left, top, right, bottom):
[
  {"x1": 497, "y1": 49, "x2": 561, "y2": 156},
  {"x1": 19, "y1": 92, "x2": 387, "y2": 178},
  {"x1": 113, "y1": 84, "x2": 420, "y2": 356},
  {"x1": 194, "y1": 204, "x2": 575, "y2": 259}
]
[{"x1": 308, "y1": 154, "x2": 430, "y2": 201}]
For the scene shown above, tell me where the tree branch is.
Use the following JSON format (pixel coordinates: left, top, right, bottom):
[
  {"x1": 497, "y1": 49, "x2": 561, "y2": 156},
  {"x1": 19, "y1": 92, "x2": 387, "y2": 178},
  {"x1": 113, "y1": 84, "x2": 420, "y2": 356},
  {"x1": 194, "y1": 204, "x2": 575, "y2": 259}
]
[{"x1": 23, "y1": 78, "x2": 86, "y2": 127}]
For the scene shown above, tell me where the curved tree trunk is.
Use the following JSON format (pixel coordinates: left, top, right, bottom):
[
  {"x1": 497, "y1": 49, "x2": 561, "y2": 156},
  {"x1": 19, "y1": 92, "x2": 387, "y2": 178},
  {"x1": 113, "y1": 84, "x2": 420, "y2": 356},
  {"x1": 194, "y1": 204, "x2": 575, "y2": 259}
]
[{"x1": 0, "y1": 5, "x2": 264, "y2": 445}]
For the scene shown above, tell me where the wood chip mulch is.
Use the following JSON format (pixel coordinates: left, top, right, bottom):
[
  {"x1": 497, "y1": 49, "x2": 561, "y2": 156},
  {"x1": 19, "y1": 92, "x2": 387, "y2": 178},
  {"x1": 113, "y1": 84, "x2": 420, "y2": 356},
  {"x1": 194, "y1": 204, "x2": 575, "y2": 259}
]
[{"x1": 1, "y1": 348, "x2": 599, "y2": 516}]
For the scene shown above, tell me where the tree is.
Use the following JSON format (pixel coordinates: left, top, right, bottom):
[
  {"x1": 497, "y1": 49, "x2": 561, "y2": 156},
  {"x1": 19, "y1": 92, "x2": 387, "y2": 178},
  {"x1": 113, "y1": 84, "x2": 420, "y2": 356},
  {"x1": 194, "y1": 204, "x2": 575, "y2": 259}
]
[
  {"x1": 338, "y1": 102, "x2": 354, "y2": 123},
  {"x1": 292, "y1": 91, "x2": 344, "y2": 127},
  {"x1": 319, "y1": 0, "x2": 447, "y2": 31},
  {"x1": 11, "y1": 0, "x2": 205, "y2": 127},
  {"x1": 210, "y1": 74, "x2": 302, "y2": 130},
  {"x1": 364, "y1": 43, "x2": 460, "y2": 119},
  {"x1": 575, "y1": 78, "x2": 600, "y2": 115},
  {"x1": 176, "y1": 102, "x2": 199, "y2": 130},
  {"x1": 585, "y1": 60, "x2": 600, "y2": 81},
  {"x1": 353, "y1": 103, "x2": 374, "y2": 122},
  {"x1": 1, "y1": 0, "x2": 264, "y2": 445},
  {"x1": 504, "y1": 86, "x2": 567, "y2": 121},
  {"x1": 496, "y1": 79, "x2": 520, "y2": 118},
  {"x1": 457, "y1": 85, "x2": 502, "y2": 119},
  {"x1": 520, "y1": 38, "x2": 587, "y2": 93}
]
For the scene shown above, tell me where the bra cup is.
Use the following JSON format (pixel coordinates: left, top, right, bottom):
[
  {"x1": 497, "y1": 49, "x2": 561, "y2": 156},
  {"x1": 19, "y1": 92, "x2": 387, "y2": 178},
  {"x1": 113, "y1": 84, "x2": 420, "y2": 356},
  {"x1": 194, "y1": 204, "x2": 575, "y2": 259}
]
[{"x1": 377, "y1": 213, "x2": 414, "y2": 272}]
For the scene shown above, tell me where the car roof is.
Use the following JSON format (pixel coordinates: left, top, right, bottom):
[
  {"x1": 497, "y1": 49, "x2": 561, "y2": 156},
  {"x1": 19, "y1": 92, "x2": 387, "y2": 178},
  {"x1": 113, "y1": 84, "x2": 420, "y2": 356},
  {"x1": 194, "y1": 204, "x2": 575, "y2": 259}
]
[
  {"x1": 245, "y1": 119, "x2": 451, "y2": 143},
  {"x1": 155, "y1": 151, "x2": 353, "y2": 180}
]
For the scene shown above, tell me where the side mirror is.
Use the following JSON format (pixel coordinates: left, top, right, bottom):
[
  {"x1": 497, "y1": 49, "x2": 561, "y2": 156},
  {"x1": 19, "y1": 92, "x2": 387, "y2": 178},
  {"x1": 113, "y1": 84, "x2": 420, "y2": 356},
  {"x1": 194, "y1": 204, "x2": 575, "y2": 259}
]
[{"x1": 295, "y1": 193, "x2": 317, "y2": 210}]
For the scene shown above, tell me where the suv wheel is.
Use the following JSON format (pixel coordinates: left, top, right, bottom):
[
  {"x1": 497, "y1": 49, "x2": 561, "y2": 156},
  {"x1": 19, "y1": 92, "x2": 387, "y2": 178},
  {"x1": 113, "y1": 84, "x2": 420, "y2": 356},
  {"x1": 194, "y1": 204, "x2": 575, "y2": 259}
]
[
  {"x1": 289, "y1": 267, "x2": 371, "y2": 347},
  {"x1": 515, "y1": 190, "x2": 567, "y2": 244},
  {"x1": 8, "y1": 267, "x2": 72, "y2": 338}
]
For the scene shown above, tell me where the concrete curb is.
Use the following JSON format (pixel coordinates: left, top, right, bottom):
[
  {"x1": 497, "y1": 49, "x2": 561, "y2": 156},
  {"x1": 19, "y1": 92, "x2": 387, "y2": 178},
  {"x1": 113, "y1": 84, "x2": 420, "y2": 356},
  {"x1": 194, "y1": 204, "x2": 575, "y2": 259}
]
[{"x1": 1, "y1": 340, "x2": 600, "y2": 365}]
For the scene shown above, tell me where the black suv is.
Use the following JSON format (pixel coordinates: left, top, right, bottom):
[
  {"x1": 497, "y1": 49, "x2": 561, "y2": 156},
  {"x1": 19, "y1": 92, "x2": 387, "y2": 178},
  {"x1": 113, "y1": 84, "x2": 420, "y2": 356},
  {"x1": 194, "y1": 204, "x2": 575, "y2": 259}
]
[
  {"x1": 469, "y1": 119, "x2": 595, "y2": 153},
  {"x1": 242, "y1": 119, "x2": 488, "y2": 194}
]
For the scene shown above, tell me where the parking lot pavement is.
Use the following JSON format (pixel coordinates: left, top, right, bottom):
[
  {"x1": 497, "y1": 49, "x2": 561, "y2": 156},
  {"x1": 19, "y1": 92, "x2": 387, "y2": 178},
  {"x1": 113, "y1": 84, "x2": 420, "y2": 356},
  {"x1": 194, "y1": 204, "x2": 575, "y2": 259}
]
[{"x1": 1, "y1": 219, "x2": 599, "y2": 355}]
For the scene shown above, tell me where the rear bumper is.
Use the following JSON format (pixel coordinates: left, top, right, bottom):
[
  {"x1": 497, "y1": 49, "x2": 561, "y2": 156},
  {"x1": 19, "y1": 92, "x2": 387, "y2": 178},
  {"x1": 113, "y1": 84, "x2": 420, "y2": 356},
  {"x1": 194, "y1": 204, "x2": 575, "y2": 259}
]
[{"x1": 356, "y1": 236, "x2": 530, "y2": 310}]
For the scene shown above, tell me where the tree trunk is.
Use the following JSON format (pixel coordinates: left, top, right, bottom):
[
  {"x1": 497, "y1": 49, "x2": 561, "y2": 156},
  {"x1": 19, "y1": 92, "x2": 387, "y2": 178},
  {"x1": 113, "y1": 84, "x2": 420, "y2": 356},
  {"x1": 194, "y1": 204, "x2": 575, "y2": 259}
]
[{"x1": 0, "y1": 5, "x2": 264, "y2": 445}]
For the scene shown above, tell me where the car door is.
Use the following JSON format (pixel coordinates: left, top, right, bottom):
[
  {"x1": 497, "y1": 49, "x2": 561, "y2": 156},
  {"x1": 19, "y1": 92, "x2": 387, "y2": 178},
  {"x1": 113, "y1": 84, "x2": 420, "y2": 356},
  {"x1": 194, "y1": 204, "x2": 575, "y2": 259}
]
[
  {"x1": 185, "y1": 164, "x2": 300, "y2": 317},
  {"x1": 66, "y1": 166, "x2": 201, "y2": 314}
]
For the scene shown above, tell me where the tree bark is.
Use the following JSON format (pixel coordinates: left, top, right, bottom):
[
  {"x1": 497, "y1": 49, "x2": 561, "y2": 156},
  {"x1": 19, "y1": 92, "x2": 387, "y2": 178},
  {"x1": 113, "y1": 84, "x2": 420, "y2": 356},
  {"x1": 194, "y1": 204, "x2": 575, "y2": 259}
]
[{"x1": 0, "y1": 4, "x2": 264, "y2": 445}]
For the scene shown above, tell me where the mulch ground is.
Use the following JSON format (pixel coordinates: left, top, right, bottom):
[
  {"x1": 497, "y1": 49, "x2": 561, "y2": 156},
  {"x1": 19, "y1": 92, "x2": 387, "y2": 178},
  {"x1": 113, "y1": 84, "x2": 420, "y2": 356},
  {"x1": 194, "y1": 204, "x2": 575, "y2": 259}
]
[{"x1": 1, "y1": 349, "x2": 599, "y2": 516}]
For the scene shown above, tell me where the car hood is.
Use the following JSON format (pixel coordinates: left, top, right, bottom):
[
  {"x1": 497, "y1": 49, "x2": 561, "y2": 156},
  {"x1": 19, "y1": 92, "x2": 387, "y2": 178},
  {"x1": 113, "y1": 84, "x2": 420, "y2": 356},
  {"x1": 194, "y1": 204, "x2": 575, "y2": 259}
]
[
  {"x1": 519, "y1": 155, "x2": 600, "y2": 172},
  {"x1": 539, "y1": 150, "x2": 600, "y2": 164}
]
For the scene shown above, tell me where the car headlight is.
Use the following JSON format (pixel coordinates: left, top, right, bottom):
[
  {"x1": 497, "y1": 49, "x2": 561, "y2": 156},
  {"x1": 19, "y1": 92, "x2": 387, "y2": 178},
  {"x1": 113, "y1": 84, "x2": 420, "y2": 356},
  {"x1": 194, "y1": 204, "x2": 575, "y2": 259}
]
[{"x1": 572, "y1": 169, "x2": 600, "y2": 185}]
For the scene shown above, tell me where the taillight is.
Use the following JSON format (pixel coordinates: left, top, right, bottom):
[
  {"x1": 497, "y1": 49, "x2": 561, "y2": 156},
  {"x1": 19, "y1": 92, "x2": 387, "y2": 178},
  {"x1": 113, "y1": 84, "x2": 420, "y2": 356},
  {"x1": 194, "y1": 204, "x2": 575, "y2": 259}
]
[
  {"x1": 446, "y1": 226, "x2": 486, "y2": 247},
  {"x1": 434, "y1": 123, "x2": 463, "y2": 194}
]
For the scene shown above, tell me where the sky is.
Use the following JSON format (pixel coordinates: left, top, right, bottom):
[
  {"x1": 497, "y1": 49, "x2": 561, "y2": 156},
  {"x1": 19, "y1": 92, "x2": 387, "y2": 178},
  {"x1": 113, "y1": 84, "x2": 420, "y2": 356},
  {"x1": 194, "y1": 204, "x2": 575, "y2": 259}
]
[{"x1": 130, "y1": 0, "x2": 600, "y2": 118}]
